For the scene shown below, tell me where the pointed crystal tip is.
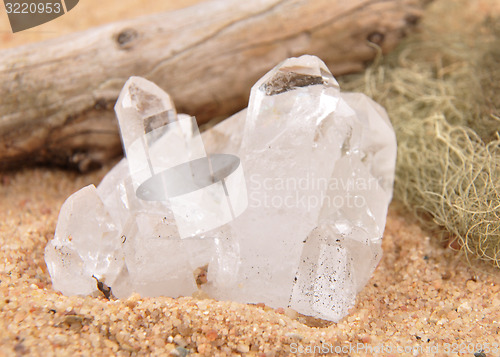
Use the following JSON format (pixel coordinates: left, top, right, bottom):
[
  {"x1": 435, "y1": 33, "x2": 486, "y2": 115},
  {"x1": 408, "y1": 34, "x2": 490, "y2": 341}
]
[
  {"x1": 114, "y1": 76, "x2": 180, "y2": 178},
  {"x1": 259, "y1": 55, "x2": 339, "y2": 95},
  {"x1": 115, "y1": 76, "x2": 176, "y2": 120}
]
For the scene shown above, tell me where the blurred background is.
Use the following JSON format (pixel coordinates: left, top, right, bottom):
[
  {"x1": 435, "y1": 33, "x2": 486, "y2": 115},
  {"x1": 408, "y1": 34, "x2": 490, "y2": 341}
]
[
  {"x1": 0, "y1": 0, "x2": 201, "y2": 49},
  {"x1": 1, "y1": 0, "x2": 499, "y2": 50}
]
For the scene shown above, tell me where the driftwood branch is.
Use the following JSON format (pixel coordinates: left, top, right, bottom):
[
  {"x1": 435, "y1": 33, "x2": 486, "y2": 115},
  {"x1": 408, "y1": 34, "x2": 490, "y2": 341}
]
[{"x1": 0, "y1": 0, "x2": 429, "y2": 171}]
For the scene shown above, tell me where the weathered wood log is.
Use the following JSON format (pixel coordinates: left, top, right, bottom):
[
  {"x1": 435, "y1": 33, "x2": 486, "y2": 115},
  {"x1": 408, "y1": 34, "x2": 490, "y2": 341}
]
[{"x1": 0, "y1": 0, "x2": 429, "y2": 171}]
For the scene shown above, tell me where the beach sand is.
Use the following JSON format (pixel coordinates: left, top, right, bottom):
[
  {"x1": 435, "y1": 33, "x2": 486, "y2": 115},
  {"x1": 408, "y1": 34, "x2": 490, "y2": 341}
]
[{"x1": 1, "y1": 163, "x2": 499, "y2": 357}]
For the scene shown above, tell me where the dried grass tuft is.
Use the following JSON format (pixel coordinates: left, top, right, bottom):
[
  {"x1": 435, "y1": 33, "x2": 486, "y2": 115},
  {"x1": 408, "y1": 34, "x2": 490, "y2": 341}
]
[{"x1": 340, "y1": 9, "x2": 500, "y2": 267}]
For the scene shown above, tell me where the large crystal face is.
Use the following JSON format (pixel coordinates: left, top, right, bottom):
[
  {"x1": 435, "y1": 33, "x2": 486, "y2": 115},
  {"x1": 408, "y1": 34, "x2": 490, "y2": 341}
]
[{"x1": 45, "y1": 55, "x2": 397, "y2": 322}]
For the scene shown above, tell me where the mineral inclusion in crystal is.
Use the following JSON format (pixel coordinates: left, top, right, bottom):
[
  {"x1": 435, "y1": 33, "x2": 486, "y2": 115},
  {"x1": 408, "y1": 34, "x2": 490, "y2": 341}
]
[{"x1": 45, "y1": 55, "x2": 397, "y2": 322}]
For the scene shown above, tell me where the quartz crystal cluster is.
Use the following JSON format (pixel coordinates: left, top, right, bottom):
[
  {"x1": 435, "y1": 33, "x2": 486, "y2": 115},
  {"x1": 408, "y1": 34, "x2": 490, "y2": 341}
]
[{"x1": 45, "y1": 55, "x2": 397, "y2": 322}]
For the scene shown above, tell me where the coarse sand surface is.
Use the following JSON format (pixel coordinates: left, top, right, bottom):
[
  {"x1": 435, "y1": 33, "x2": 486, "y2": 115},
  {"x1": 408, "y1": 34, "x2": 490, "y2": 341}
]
[{"x1": 0, "y1": 164, "x2": 499, "y2": 356}]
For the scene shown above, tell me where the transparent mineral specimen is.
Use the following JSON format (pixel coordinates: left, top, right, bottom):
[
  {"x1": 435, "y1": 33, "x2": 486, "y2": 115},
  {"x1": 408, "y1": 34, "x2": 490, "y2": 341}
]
[
  {"x1": 115, "y1": 77, "x2": 247, "y2": 238},
  {"x1": 45, "y1": 55, "x2": 396, "y2": 322}
]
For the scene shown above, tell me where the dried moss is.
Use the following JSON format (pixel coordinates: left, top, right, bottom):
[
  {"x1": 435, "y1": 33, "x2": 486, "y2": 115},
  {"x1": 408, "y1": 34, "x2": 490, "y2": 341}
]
[{"x1": 339, "y1": 8, "x2": 500, "y2": 267}]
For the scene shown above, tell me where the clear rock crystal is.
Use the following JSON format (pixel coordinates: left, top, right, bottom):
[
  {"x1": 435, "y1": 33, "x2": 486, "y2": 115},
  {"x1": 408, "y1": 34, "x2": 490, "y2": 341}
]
[
  {"x1": 45, "y1": 55, "x2": 397, "y2": 322},
  {"x1": 115, "y1": 77, "x2": 247, "y2": 238}
]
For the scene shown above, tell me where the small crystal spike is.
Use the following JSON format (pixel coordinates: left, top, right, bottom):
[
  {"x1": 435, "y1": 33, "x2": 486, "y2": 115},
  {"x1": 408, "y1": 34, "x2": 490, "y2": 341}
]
[{"x1": 114, "y1": 77, "x2": 247, "y2": 238}]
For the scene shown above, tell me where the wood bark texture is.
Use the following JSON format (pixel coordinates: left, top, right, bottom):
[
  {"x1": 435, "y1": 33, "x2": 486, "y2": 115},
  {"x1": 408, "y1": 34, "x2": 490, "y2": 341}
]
[{"x1": 0, "y1": 0, "x2": 429, "y2": 171}]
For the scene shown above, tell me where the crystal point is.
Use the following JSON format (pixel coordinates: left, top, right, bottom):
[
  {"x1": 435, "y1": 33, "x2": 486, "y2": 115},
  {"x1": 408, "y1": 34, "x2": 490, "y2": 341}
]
[
  {"x1": 45, "y1": 185, "x2": 124, "y2": 296},
  {"x1": 114, "y1": 77, "x2": 247, "y2": 238}
]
